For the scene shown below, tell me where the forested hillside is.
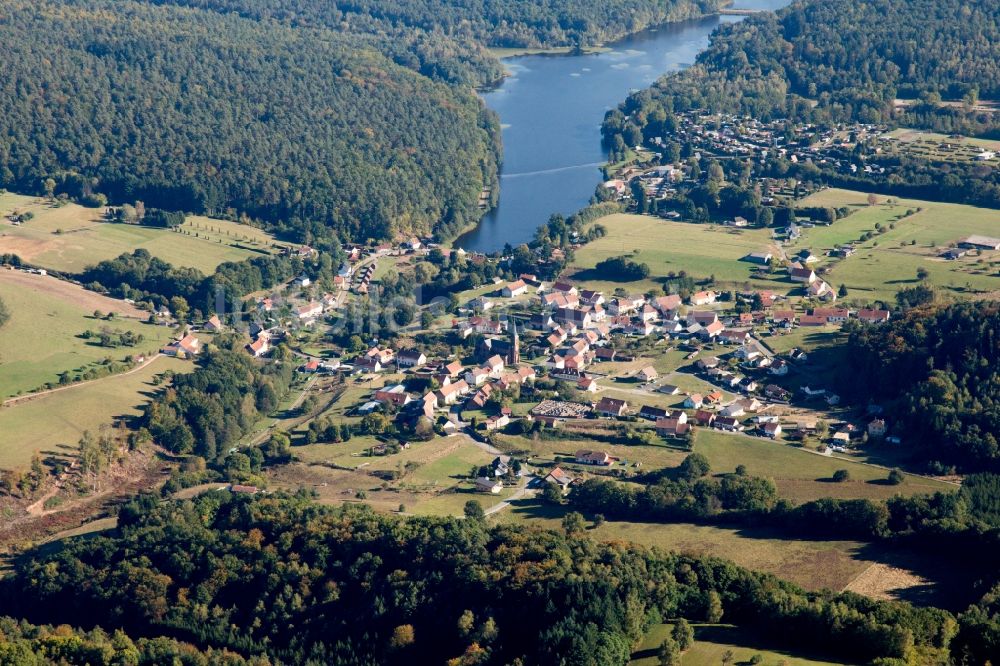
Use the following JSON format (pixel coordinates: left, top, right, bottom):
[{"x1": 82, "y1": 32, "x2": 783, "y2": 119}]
[
  {"x1": 0, "y1": 0, "x2": 721, "y2": 244},
  {"x1": 0, "y1": 0, "x2": 500, "y2": 243},
  {"x1": 604, "y1": 0, "x2": 1000, "y2": 139},
  {"x1": 149, "y1": 0, "x2": 721, "y2": 52},
  {"x1": 839, "y1": 302, "x2": 1000, "y2": 472},
  {"x1": 2, "y1": 493, "x2": 958, "y2": 665}
]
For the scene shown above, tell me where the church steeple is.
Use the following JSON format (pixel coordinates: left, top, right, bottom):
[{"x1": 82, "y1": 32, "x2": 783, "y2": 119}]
[{"x1": 508, "y1": 315, "x2": 520, "y2": 365}]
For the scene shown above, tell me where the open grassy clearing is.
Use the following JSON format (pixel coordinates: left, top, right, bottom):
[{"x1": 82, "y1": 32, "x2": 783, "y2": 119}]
[
  {"x1": 496, "y1": 501, "x2": 875, "y2": 595},
  {"x1": 0, "y1": 271, "x2": 175, "y2": 398},
  {"x1": 763, "y1": 327, "x2": 844, "y2": 354},
  {"x1": 0, "y1": 355, "x2": 192, "y2": 469},
  {"x1": 568, "y1": 214, "x2": 779, "y2": 292},
  {"x1": 793, "y1": 188, "x2": 1000, "y2": 302},
  {"x1": 632, "y1": 624, "x2": 852, "y2": 666},
  {"x1": 274, "y1": 436, "x2": 512, "y2": 515},
  {"x1": 0, "y1": 193, "x2": 279, "y2": 273},
  {"x1": 498, "y1": 499, "x2": 970, "y2": 608},
  {"x1": 693, "y1": 430, "x2": 953, "y2": 501},
  {"x1": 495, "y1": 428, "x2": 950, "y2": 502}
]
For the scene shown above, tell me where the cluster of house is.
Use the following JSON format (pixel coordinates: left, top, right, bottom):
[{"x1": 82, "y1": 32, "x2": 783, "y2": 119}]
[
  {"x1": 770, "y1": 306, "x2": 890, "y2": 328},
  {"x1": 636, "y1": 112, "x2": 895, "y2": 184},
  {"x1": 161, "y1": 315, "x2": 229, "y2": 358},
  {"x1": 940, "y1": 235, "x2": 1000, "y2": 260}
]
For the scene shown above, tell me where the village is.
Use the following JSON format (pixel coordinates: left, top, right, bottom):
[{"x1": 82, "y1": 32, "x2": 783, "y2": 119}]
[{"x1": 140, "y1": 225, "x2": 911, "y2": 507}]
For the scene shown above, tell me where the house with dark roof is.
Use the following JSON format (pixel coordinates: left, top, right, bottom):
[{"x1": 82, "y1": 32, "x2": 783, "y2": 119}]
[{"x1": 595, "y1": 397, "x2": 629, "y2": 417}]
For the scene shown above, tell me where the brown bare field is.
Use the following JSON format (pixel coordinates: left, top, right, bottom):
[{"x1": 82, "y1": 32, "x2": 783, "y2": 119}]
[{"x1": 844, "y1": 563, "x2": 933, "y2": 601}]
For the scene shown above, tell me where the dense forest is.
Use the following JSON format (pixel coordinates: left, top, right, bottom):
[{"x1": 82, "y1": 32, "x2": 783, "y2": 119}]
[
  {"x1": 145, "y1": 0, "x2": 722, "y2": 55},
  {"x1": 604, "y1": 0, "x2": 1000, "y2": 136},
  {"x1": 0, "y1": 0, "x2": 498, "y2": 243},
  {"x1": 1, "y1": 492, "x2": 960, "y2": 665},
  {"x1": 0, "y1": 0, "x2": 720, "y2": 244},
  {"x1": 838, "y1": 302, "x2": 1000, "y2": 472}
]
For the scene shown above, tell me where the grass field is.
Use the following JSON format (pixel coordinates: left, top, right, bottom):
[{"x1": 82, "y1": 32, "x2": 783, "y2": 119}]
[
  {"x1": 280, "y1": 435, "x2": 505, "y2": 515},
  {"x1": 0, "y1": 271, "x2": 176, "y2": 398},
  {"x1": 568, "y1": 214, "x2": 779, "y2": 293},
  {"x1": 693, "y1": 430, "x2": 953, "y2": 502},
  {"x1": 793, "y1": 189, "x2": 1000, "y2": 302},
  {"x1": 495, "y1": 428, "x2": 951, "y2": 502},
  {"x1": 498, "y1": 500, "x2": 872, "y2": 592},
  {"x1": 0, "y1": 192, "x2": 280, "y2": 273},
  {"x1": 499, "y1": 498, "x2": 971, "y2": 608},
  {"x1": 0, "y1": 355, "x2": 191, "y2": 469},
  {"x1": 632, "y1": 624, "x2": 852, "y2": 666}
]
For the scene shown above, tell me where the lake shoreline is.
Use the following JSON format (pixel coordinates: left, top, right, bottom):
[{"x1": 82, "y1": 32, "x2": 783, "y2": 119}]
[{"x1": 457, "y1": 0, "x2": 789, "y2": 253}]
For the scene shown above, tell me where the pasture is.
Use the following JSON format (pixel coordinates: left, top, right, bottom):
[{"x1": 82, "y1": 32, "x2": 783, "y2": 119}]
[
  {"x1": 0, "y1": 193, "x2": 280, "y2": 273},
  {"x1": 793, "y1": 189, "x2": 1000, "y2": 302},
  {"x1": 0, "y1": 355, "x2": 191, "y2": 469},
  {"x1": 497, "y1": 500, "x2": 965, "y2": 606},
  {"x1": 632, "y1": 624, "x2": 851, "y2": 666},
  {"x1": 495, "y1": 427, "x2": 951, "y2": 503},
  {"x1": 275, "y1": 435, "x2": 505, "y2": 515},
  {"x1": 693, "y1": 429, "x2": 953, "y2": 502},
  {"x1": 568, "y1": 214, "x2": 779, "y2": 293},
  {"x1": 0, "y1": 271, "x2": 175, "y2": 398}
]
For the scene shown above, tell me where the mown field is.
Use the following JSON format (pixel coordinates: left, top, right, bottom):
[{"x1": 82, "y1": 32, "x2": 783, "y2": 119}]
[
  {"x1": 0, "y1": 270, "x2": 176, "y2": 398},
  {"x1": 793, "y1": 189, "x2": 1000, "y2": 302},
  {"x1": 275, "y1": 435, "x2": 508, "y2": 515},
  {"x1": 568, "y1": 214, "x2": 779, "y2": 293},
  {"x1": 0, "y1": 355, "x2": 192, "y2": 469},
  {"x1": 693, "y1": 429, "x2": 953, "y2": 502},
  {"x1": 495, "y1": 427, "x2": 952, "y2": 503},
  {"x1": 0, "y1": 192, "x2": 280, "y2": 273},
  {"x1": 632, "y1": 624, "x2": 852, "y2": 666}
]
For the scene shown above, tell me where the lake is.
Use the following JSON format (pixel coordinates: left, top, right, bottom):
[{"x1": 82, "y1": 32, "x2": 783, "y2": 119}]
[{"x1": 455, "y1": 0, "x2": 792, "y2": 253}]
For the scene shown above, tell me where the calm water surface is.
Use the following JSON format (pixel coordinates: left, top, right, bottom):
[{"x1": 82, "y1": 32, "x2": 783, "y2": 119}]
[{"x1": 456, "y1": 0, "x2": 792, "y2": 252}]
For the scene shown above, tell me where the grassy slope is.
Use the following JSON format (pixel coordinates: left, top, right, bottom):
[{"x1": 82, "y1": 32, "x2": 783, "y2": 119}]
[
  {"x1": 567, "y1": 214, "x2": 779, "y2": 293},
  {"x1": 0, "y1": 355, "x2": 192, "y2": 469},
  {"x1": 693, "y1": 429, "x2": 952, "y2": 502},
  {"x1": 794, "y1": 188, "x2": 1000, "y2": 302},
  {"x1": 0, "y1": 274, "x2": 175, "y2": 398},
  {"x1": 0, "y1": 193, "x2": 276, "y2": 273}
]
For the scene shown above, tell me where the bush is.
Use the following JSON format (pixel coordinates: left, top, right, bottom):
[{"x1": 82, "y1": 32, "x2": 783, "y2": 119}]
[
  {"x1": 832, "y1": 469, "x2": 851, "y2": 482},
  {"x1": 887, "y1": 469, "x2": 904, "y2": 485},
  {"x1": 594, "y1": 255, "x2": 650, "y2": 281}
]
